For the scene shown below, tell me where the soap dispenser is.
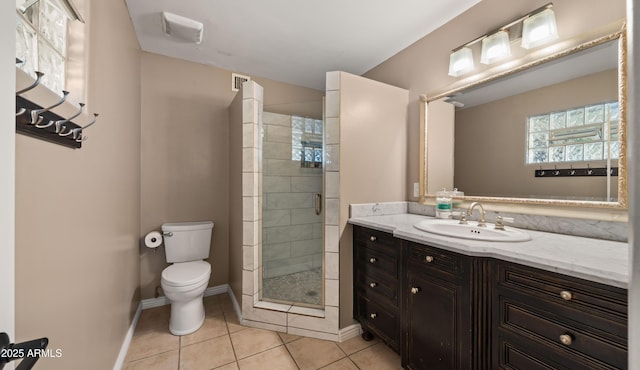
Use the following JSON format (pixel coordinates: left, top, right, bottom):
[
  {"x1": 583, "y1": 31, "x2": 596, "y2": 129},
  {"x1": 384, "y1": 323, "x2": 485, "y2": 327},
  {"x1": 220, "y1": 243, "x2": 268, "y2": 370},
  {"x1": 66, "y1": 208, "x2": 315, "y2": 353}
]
[{"x1": 435, "y1": 189, "x2": 452, "y2": 219}]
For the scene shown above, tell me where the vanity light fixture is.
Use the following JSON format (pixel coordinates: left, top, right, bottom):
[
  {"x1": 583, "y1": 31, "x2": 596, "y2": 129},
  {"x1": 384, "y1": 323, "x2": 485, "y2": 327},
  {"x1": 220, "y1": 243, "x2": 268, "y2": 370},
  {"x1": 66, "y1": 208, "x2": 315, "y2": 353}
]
[
  {"x1": 521, "y1": 7, "x2": 559, "y2": 49},
  {"x1": 480, "y1": 30, "x2": 511, "y2": 64},
  {"x1": 448, "y1": 47, "x2": 475, "y2": 77},
  {"x1": 447, "y1": 2, "x2": 557, "y2": 76}
]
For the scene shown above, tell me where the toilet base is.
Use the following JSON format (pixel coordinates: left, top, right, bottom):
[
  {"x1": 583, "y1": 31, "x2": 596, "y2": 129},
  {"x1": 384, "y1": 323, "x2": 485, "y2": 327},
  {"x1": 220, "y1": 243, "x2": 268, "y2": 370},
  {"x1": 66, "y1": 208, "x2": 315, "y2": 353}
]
[{"x1": 168, "y1": 295, "x2": 206, "y2": 336}]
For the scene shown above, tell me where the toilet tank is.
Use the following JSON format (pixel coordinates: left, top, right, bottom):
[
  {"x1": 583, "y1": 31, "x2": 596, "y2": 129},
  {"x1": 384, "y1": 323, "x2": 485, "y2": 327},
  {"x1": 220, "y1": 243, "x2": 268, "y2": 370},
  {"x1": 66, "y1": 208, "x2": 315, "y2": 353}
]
[{"x1": 161, "y1": 221, "x2": 214, "y2": 263}]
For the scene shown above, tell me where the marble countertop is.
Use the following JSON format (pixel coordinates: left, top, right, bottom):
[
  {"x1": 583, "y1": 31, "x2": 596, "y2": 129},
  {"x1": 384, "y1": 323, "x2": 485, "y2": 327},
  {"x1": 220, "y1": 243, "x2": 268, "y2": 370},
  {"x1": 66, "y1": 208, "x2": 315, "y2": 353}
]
[{"x1": 349, "y1": 213, "x2": 629, "y2": 289}]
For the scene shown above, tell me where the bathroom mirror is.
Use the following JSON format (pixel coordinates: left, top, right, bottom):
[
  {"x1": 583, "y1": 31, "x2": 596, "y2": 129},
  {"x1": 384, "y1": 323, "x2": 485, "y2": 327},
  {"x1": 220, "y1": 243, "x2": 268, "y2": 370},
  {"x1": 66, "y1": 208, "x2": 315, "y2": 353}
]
[{"x1": 421, "y1": 27, "x2": 627, "y2": 209}]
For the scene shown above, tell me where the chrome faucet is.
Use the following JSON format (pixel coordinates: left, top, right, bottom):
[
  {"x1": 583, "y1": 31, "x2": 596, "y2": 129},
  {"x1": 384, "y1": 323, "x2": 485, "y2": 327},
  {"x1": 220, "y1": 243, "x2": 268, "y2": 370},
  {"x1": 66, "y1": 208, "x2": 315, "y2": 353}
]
[{"x1": 466, "y1": 202, "x2": 487, "y2": 227}]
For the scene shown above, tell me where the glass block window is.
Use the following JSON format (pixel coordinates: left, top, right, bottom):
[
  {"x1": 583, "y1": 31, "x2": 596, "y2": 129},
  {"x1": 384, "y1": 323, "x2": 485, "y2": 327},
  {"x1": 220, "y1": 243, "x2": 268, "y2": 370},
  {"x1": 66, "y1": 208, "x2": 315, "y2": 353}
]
[
  {"x1": 526, "y1": 102, "x2": 619, "y2": 164},
  {"x1": 15, "y1": 0, "x2": 80, "y2": 94},
  {"x1": 291, "y1": 115, "x2": 323, "y2": 167}
]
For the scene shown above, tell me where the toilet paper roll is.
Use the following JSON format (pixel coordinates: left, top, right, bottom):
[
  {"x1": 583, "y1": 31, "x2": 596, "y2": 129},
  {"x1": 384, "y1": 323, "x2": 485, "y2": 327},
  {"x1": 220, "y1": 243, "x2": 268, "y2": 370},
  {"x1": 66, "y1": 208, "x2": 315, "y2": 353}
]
[{"x1": 144, "y1": 231, "x2": 163, "y2": 248}]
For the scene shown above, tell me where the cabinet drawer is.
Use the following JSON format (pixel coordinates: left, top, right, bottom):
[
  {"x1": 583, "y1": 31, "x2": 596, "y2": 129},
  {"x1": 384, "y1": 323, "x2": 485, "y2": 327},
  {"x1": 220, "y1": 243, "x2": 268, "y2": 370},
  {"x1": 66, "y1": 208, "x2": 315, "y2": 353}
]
[
  {"x1": 407, "y1": 242, "x2": 465, "y2": 279},
  {"x1": 357, "y1": 294, "x2": 398, "y2": 347},
  {"x1": 496, "y1": 296, "x2": 627, "y2": 369},
  {"x1": 357, "y1": 246, "x2": 398, "y2": 280},
  {"x1": 356, "y1": 270, "x2": 398, "y2": 306},
  {"x1": 496, "y1": 262, "x2": 627, "y2": 329},
  {"x1": 495, "y1": 327, "x2": 626, "y2": 370},
  {"x1": 354, "y1": 226, "x2": 399, "y2": 258}
]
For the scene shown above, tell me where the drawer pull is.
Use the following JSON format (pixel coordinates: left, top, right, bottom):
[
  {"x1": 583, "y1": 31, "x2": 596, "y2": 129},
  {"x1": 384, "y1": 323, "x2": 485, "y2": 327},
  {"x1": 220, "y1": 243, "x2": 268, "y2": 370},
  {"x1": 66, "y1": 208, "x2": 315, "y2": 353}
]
[
  {"x1": 370, "y1": 313, "x2": 377, "y2": 319},
  {"x1": 410, "y1": 287, "x2": 420, "y2": 295},
  {"x1": 369, "y1": 282, "x2": 378, "y2": 288},
  {"x1": 559, "y1": 334, "x2": 573, "y2": 346},
  {"x1": 559, "y1": 290, "x2": 573, "y2": 301},
  {"x1": 425, "y1": 256, "x2": 434, "y2": 263},
  {"x1": 369, "y1": 257, "x2": 377, "y2": 263},
  {"x1": 370, "y1": 236, "x2": 377, "y2": 242}
]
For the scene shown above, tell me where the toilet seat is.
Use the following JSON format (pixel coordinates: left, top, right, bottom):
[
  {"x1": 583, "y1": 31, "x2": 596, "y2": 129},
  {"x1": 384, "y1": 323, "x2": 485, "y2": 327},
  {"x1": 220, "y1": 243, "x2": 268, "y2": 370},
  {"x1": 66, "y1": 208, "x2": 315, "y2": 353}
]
[{"x1": 162, "y1": 260, "x2": 210, "y2": 287}]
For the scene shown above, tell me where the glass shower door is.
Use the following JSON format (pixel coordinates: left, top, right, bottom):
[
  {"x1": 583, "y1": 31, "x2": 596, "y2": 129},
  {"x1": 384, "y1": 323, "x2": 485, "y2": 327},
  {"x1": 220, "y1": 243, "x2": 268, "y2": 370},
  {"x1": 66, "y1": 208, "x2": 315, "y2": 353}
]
[{"x1": 261, "y1": 112, "x2": 324, "y2": 307}]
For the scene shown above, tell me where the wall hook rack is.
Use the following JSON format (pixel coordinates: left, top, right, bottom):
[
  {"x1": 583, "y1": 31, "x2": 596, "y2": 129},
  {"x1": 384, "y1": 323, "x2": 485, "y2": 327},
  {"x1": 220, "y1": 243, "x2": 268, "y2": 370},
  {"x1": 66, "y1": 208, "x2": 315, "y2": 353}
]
[
  {"x1": 15, "y1": 64, "x2": 99, "y2": 149},
  {"x1": 534, "y1": 166, "x2": 618, "y2": 177}
]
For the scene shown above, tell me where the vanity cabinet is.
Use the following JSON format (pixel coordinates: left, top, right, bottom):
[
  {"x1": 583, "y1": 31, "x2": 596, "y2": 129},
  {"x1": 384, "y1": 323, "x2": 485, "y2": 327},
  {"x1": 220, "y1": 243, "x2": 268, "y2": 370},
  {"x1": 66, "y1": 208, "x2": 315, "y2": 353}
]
[
  {"x1": 404, "y1": 241, "x2": 475, "y2": 370},
  {"x1": 351, "y1": 225, "x2": 628, "y2": 370},
  {"x1": 492, "y1": 260, "x2": 628, "y2": 369},
  {"x1": 352, "y1": 225, "x2": 402, "y2": 352}
]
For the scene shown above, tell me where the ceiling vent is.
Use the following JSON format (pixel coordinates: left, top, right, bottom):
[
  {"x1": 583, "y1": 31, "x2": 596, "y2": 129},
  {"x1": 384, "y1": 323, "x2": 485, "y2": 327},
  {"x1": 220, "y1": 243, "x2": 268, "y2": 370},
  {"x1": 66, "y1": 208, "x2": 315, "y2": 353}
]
[
  {"x1": 161, "y1": 11, "x2": 203, "y2": 44},
  {"x1": 231, "y1": 73, "x2": 251, "y2": 92}
]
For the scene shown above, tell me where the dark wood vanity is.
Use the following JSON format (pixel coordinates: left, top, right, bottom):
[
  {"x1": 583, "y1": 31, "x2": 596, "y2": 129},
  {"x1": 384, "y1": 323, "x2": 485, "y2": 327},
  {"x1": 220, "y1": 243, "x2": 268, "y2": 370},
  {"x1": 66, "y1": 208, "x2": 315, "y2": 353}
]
[
  {"x1": 353, "y1": 227, "x2": 402, "y2": 351},
  {"x1": 353, "y1": 225, "x2": 628, "y2": 370}
]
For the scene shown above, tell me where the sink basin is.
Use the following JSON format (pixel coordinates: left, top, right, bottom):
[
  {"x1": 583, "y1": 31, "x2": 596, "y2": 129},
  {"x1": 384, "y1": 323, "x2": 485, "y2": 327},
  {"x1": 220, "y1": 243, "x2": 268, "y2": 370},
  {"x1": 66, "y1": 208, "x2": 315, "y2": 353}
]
[{"x1": 413, "y1": 219, "x2": 531, "y2": 242}]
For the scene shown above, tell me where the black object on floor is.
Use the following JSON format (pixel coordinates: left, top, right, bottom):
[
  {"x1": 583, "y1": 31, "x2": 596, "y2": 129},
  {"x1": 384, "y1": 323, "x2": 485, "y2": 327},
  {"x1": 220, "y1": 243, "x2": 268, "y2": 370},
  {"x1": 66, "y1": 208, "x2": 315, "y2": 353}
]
[{"x1": 0, "y1": 332, "x2": 49, "y2": 370}]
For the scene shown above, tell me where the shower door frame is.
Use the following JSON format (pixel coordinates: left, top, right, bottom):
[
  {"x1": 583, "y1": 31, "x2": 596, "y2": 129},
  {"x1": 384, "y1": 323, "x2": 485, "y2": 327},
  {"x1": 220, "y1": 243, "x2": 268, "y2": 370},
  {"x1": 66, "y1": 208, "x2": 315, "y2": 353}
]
[{"x1": 239, "y1": 80, "x2": 344, "y2": 340}]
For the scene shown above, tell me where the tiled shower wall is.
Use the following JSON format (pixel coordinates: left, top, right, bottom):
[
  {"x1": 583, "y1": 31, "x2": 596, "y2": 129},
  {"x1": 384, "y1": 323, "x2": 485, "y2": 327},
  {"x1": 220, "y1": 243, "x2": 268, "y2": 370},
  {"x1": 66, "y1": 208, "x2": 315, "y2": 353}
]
[{"x1": 262, "y1": 112, "x2": 323, "y2": 279}]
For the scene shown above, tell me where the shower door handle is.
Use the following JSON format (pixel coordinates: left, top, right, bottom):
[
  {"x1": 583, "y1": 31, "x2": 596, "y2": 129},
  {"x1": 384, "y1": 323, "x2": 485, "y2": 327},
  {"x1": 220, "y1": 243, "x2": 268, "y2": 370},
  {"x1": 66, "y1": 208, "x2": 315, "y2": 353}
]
[{"x1": 315, "y1": 193, "x2": 322, "y2": 215}]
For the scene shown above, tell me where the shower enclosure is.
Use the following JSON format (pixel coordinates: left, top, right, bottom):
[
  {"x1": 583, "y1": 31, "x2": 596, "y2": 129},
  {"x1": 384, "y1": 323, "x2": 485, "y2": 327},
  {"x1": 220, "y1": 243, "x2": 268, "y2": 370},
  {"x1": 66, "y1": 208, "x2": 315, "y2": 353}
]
[{"x1": 260, "y1": 112, "x2": 324, "y2": 307}]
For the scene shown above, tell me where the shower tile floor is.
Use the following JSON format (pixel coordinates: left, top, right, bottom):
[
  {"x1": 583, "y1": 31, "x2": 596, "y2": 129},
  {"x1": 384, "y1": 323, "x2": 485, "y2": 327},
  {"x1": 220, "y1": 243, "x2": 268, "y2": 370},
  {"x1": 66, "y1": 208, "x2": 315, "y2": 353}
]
[
  {"x1": 262, "y1": 268, "x2": 323, "y2": 306},
  {"x1": 123, "y1": 293, "x2": 402, "y2": 369}
]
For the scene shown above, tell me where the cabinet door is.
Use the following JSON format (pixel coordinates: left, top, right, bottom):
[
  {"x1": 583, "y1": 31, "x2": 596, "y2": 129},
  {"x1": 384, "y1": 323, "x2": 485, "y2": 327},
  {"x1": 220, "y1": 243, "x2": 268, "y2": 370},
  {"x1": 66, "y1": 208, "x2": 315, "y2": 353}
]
[{"x1": 406, "y1": 271, "x2": 468, "y2": 370}]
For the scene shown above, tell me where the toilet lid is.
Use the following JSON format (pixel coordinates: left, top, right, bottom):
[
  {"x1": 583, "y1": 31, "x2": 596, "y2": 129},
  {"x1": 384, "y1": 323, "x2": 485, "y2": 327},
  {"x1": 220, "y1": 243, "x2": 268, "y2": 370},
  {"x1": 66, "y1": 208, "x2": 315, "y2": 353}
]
[{"x1": 162, "y1": 261, "x2": 211, "y2": 287}]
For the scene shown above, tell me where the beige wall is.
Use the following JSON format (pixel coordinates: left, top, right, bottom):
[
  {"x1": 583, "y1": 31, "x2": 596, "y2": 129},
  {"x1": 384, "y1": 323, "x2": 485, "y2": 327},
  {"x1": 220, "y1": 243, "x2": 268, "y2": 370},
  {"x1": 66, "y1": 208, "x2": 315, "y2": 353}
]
[
  {"x1": 15, "y1": 0, "x2": 141, "y2": 369},
  {"x1": 140, "y1": 52, "x2": 235, "y2": 299},
  {"x1": 455, "y1": 69, "x2": 618, "y2": 200},
  {"x1": 337, "y1": 73, "x2": 408, "y2": 326},
  {"x1": 363, "y1": 0, "x2": 626, "y2": 202},
  {"x1": 141, "y1": 52, "x2": 325, "y2": 300}
]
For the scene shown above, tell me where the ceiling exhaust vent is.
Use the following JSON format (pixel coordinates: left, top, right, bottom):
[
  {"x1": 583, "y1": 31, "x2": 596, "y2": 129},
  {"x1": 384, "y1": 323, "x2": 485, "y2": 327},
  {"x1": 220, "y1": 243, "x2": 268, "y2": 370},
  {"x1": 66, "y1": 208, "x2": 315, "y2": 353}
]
[
  {"x1": 161, "y1": 11, "x2": 203, "y2": 44},
  {"x1": 231, "y1": 73, "x2": 251, "y2": 92}
]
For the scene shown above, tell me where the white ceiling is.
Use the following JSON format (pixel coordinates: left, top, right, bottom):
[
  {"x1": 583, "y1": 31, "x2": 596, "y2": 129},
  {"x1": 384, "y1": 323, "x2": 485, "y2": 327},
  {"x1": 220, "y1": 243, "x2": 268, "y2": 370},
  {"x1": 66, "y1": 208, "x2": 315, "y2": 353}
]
[{"x1": 124, "y1": 0, "x2": 480, "y2": 90}]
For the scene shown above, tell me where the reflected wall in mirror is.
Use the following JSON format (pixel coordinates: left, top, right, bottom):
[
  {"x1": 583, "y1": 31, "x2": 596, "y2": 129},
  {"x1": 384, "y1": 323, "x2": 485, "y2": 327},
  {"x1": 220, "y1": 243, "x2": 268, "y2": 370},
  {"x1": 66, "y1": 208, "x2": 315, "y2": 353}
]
[{"x1": 423, "y1": 27, "x2": 626, "y2": 208}]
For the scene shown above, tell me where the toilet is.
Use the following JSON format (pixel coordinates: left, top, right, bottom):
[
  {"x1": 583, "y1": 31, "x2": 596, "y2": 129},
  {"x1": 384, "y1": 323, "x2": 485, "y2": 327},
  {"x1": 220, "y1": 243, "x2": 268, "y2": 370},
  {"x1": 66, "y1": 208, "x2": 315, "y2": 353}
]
[{"x1": 160, "y1": 220, "x2": 214, "y2": 335}]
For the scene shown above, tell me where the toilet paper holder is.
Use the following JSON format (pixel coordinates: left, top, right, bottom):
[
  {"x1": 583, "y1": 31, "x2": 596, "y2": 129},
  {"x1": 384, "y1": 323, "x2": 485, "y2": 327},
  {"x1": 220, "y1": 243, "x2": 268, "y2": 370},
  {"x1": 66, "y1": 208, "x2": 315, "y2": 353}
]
[
  {"x1": 144, "y1": 231, "x2": 164, "y2": 250},
  {"x1": 143, "y1": 230, "x2": 173, "y2": 250}
]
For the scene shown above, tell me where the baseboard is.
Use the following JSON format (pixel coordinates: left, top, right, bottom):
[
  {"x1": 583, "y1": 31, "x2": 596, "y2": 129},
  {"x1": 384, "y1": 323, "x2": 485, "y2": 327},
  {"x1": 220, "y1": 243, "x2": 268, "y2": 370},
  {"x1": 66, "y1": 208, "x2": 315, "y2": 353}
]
[
  {"x1": 338, "y1": 323, "x2": 362, "y2": 342},
  {"x1": 226, "y1": 285, "x2": 243, "y2": 322},
  {"x1": 206, "y1": 284, "x2": 229, "y2": 297},
  {"x1": 140, "y1": 295, "x2": 170, "y2": 310},
  {"x1": 114, "y1": 284, "x2": 230, "y2": 369},
  {"x1": 113, "y1": 303, "x2": 142, "y2": 370},
  {"x1": 140, "y1": 284, "x2": 230, "y2": 309}
]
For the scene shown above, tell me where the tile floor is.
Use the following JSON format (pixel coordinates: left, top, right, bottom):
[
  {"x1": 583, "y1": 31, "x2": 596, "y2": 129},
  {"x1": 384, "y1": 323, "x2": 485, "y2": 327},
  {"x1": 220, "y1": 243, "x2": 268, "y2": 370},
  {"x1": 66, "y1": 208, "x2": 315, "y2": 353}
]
[{"x1": 123, "y1": 293, "x2": 402, "y2": 370}]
